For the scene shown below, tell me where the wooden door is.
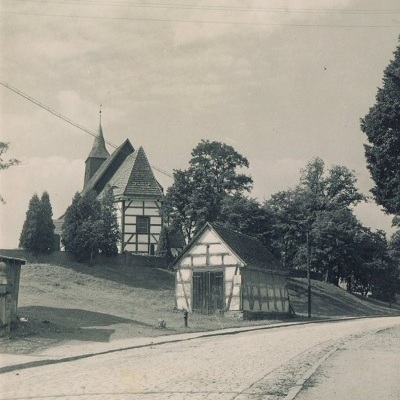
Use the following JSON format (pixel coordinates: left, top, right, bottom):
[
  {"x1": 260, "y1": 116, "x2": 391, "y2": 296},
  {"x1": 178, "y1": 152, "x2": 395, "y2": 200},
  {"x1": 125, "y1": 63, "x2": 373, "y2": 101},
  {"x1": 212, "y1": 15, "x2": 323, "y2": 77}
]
[{"x1": 192, "y1": 271, "x2": 224, "y2": 315}]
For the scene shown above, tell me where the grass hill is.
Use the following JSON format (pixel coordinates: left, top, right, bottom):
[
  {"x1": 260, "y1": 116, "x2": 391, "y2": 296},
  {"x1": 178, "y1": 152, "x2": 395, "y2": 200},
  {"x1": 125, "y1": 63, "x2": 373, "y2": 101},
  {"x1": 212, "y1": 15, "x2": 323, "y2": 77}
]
[{"x1": 1, "y1": 253, "x2": 399, "y2": 355}]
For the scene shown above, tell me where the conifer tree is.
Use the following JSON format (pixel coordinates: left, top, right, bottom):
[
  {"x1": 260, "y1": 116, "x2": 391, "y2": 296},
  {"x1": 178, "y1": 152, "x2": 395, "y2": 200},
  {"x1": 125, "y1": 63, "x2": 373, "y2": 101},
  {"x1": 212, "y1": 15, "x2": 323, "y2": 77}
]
[
  {"x1": 99, "y1": 185, "x2": 120, "y2": 256},
  {"x1": 36, "y1": 192, "x2": 55, "y2": 253},
  {"x1": 19, "y1": 192, "x2": 55, "y2": 253},
  {"x1": 19, "y1": 193, "x2": 40, "y2": 252},
  {"x1": 156, "y1": 225, "x2": 173, "y2": 262}
]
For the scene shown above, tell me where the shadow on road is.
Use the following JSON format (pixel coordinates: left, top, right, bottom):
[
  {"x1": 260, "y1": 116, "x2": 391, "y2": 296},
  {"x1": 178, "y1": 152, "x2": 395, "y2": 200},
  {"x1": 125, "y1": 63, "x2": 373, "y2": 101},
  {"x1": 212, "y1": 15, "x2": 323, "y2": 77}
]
[{"x1": 1, "y1": 306, "x2": 156, "y2": 353}]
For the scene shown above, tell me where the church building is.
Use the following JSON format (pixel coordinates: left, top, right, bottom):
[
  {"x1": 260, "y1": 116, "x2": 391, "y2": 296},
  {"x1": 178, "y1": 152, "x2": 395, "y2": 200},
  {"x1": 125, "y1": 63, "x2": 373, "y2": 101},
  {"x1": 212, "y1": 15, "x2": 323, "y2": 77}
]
[{"x1": 56, "y1": 120, "x2": 165, "y2": 255}]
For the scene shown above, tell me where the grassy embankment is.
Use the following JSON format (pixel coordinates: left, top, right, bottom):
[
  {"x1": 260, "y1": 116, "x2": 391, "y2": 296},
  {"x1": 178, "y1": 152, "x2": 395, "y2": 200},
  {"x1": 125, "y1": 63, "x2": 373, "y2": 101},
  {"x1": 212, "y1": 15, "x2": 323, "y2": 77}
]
[{"x1": 1, "y1": 251, "x2": 399, "y2": 354}]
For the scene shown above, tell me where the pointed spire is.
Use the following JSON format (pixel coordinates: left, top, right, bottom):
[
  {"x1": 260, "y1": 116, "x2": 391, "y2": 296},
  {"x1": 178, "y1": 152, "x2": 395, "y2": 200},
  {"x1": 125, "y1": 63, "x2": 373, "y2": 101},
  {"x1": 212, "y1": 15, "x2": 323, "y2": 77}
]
[
  {"x1": 86, "y1": 106, "x2": 110, "y2": 160},
  {"x1": 83, "y1": 107, "x2": 111, "y2": 188}
]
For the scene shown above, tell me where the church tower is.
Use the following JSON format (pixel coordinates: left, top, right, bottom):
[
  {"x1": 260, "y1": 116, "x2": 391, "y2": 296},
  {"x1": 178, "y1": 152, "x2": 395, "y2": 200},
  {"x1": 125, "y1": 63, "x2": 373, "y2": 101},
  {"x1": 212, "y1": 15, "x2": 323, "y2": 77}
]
[{"x1": 84, "y1": 110, "x2": 110, "y2": 188}]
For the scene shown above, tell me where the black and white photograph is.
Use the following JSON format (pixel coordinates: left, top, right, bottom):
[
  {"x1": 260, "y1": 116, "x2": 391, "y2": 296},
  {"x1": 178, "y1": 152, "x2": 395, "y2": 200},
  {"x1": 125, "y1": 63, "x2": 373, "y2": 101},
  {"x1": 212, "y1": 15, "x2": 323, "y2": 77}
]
[{"x1": 1, "y1": 1, "x2": 399, "y2": 399}]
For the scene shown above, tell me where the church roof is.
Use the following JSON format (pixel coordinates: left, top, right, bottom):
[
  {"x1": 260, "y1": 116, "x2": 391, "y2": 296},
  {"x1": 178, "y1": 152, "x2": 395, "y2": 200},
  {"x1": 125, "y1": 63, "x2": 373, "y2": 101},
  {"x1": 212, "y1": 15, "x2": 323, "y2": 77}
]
[
  {"x1": 82, "y1": 139, "x2": 135, "y2": 195},
  {"x1": 86, "y1": 124, "x2": 110, "y2": 160},
  {"x1": 104, "y1": 146, "x2": 163, "y2": 199}
]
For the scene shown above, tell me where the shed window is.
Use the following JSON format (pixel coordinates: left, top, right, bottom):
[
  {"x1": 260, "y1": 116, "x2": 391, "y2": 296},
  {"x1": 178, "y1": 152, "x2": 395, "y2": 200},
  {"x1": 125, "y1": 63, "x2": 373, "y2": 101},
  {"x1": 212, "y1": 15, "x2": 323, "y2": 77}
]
[{"x1": 136, "y1": 216, "x2": 150, "y2": 234}]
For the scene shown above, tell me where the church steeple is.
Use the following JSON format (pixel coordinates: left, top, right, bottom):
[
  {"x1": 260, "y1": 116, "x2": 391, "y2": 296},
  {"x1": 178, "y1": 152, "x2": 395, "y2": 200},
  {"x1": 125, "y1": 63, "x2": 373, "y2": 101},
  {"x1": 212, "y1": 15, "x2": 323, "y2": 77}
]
[{"x1": 84, "y1": 107, "x2": 110, "y2": 187}]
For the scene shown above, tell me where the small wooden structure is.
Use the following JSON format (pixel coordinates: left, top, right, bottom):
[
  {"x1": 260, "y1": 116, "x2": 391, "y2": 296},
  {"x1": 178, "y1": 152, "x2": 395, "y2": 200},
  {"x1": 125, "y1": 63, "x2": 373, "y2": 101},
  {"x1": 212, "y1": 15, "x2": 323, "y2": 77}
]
[
  {"x1": 0, "y1": 255, "x2": 26, "y2": 335},
  {"x1": 173, "y1": 223, "x2": 290, "y2": 319}
]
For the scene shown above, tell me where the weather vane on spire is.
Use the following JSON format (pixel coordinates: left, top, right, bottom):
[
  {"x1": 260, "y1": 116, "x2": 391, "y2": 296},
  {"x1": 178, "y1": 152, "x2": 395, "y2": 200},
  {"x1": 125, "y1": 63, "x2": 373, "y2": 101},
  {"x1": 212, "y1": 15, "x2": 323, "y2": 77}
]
[{"x1": 99, "y1": 104, "x2": 102, "y2": 125}]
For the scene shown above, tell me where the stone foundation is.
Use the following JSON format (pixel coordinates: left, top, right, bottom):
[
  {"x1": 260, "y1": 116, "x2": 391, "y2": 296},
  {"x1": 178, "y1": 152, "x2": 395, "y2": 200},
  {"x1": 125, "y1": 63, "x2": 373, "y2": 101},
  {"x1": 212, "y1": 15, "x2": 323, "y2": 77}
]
[
  {"x1": 223, "y1": 311, "x2": 244, "y2": 320},
  {"x1": 243, "y1": 310, "x2": 292, "y2": 321}
]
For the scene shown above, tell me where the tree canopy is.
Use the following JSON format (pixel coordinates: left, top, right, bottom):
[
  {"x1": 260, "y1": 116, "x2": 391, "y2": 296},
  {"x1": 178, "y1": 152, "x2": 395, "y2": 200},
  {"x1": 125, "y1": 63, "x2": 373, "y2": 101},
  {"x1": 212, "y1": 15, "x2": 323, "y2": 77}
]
[
  {"x1": 0, "y1": 142, "x2": 20, "y2": 204},
  {"x1": 62, "y1": 191, "x2": 103, "y2": 262},
  {"x1": 98, "y1": 186, "x2": 120, "y2": 256},
  {"x1": 265, "y1": 158, "x2": 367, "y2": 284},
  {"x1": 62, "y1": 187, "x2": 120, "y2": 262},
  {"x1": 156, "y1": 225, "x2": 174, "y2": 263},
  {"x1": 163, "y1": 140, "x2": 253, "y2": 239},
  {"x1": 361, "y1": 40, "x2": 400, "y2": 216}
]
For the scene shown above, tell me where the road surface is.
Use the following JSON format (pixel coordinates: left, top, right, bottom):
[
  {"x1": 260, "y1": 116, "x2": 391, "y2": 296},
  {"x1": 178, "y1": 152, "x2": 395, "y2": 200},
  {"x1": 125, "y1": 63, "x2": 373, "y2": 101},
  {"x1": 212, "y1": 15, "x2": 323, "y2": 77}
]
[{"x1": 1, "y1": 317, "x2": 399, "y2": 399}]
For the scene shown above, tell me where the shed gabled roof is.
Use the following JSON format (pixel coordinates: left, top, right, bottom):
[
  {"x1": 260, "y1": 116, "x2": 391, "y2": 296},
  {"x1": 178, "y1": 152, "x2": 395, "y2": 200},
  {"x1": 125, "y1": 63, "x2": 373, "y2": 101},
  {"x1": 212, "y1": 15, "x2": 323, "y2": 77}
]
[
  {"x1": 211, "y1": 224, "x2": 283, "y2": 271},
  {"x1": 0, "y1": 254, "x2": 26, "y2": 264},
  {"x1": 173, "y1": 222, "x2": 285, "y2": 272},
  {"x1": 86, "y1": 124, "x2": 110, "y2": 160},
  {"x1": 103, "y1": 146, "x2": 163, "y2": 199}
]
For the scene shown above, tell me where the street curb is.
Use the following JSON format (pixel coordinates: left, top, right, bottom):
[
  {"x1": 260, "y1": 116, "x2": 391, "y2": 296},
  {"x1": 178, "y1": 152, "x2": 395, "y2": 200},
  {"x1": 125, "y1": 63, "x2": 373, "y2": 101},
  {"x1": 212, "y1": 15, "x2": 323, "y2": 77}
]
[
  {"x1": 284, "y1": 347, "x2": 338, "y2": 400},
  {"x1": 1, "y1": 314, "x2": 398, "y2": 374}
]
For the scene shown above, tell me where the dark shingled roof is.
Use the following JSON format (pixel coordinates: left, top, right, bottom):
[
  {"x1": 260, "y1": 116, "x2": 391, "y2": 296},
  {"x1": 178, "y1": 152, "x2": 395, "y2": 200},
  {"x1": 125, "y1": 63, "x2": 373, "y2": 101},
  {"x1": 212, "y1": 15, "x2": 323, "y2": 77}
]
[
  {"x1": 86, "y1": 124, "x2": 110, "y2": 160},
  {"x1": 211, "y1": 224, "x2": 283, "y2": 271},
  {"x1": 173, "y1": 222, "x2": 285, "y2": 272},
  {"x1": 82, "y1": 139, "x2": 135, "y2": 196},
  {"x1": 104, "y1": 146, "x2": 163, "y2": 198},
  {"x1": 79, "y1": 136, "x2": 163, "y2": 204}
]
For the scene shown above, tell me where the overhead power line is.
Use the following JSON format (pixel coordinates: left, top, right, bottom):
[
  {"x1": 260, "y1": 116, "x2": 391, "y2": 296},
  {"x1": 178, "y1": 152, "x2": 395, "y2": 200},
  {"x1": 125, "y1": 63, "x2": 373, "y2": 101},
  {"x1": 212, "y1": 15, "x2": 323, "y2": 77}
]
[
  {"x1": 1, "y1": 10, "x2": 399, "y2": 28},
  {"x1": 0, "y1": 80, "x2": 174, "y2": 179},
  {"x1": 10, "y1": 0, "x2": 400, "y2": 15}
]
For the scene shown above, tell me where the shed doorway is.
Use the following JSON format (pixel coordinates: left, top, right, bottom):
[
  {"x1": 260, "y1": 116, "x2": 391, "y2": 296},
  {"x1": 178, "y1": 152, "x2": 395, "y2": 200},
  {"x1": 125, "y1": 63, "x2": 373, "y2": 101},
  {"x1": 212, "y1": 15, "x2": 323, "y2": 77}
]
[{"x1": 192, "y1": 271, "x2": 224, "y2": 315}]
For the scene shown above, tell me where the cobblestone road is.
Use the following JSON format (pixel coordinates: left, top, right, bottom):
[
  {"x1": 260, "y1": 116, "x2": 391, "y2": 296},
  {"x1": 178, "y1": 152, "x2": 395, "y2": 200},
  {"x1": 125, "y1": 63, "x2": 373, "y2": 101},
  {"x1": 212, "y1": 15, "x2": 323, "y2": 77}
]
[
  {"x1": 1, "y1": 317, "x2": 399, "y2": 399},
  {"x1": 295, "y1": 320, "x2": 400, "y2": 400}
]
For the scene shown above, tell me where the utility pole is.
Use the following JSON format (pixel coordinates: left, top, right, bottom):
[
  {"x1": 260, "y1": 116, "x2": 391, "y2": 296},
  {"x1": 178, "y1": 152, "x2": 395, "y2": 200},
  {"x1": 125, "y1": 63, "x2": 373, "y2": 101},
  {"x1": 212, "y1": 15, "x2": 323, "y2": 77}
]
[{"x1": 306, "y1": 229, "x2": 311, "y2": 318}]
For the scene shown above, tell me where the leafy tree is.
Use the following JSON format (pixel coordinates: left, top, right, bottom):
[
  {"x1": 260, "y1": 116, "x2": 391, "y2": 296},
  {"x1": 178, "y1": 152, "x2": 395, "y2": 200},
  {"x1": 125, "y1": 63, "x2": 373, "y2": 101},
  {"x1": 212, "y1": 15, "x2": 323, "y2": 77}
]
[
  {"x1": 361, "y1": 40, "x2": 400, "y2": 216},
  {"x1": 98, "y1": 185, "x2": 120, "y2": 256},
  {"x1": 19, "y1": 193, "x2": 41, "y2": 252},
  {"x1": 189, "y1": 140, "x2": 253, "y2": 196},
  {"x1": 390, "y1": 229, "x2": 400, "y2": 259},
  {"x1": 266, "y1": 189, "x2": 305, "y2": 269},
  {"x1": 0, "y1": 142, "x2": 20, "y2": 204},
  {"x1": 300, "y1": 157, "x2": 366, "y2": 208},
  {"x1": 62, "y1": 188, "x2": 121, "y2": 262},
  {"x1": 217, "y1": 193, "x2": 276, "y2": 250},
  {"x1": 163, "y1": 140, "x2": 253, "y2": 240},
  {"x1": 0, "y1": 142, "x2": 20, "y2": 171},
  {"x1": 156, "y1": 226, "x2": 173, "y2": 263},
  {"x1": 389, "y1": 230, "x2": 400, "y2": 296},
  {"x1": 162, "y1": 169, "x2": 199, "y2": 240},
  {"x1": 363, "y1": 231, "x2": 399, "y2": 303},
  {"x1": 62, "y1": 191, "x2": 103, "y2": 262},
  {"x1": 265, "y1": 158, "x2": 366, "y2": 280},
  {"x1": 311, "y1": 207, "x2": 362, "y2": 286}
]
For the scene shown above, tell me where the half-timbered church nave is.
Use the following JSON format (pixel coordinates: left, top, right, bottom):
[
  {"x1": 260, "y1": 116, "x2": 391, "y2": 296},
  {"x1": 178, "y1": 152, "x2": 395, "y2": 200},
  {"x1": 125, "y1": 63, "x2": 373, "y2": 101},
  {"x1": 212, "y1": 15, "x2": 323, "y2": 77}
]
[{"x1": 55, "y1": 119, "x2": 164, "y2": 255}]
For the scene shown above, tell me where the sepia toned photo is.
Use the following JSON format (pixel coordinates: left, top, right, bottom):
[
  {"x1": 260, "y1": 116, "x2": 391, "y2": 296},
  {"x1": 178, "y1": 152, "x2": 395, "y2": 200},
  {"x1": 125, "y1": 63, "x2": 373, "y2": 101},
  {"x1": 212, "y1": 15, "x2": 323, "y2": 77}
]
[{"x1": 1, "y1": 1, "x2": 399, "y2": 399}]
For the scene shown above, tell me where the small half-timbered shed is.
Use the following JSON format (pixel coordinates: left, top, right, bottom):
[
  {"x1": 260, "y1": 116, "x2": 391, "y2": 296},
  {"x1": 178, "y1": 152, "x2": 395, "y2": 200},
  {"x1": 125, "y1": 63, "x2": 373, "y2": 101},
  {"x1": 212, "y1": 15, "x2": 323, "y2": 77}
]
[{"x1": 174, "y1": 223, "x2": 290, "y2": 319}]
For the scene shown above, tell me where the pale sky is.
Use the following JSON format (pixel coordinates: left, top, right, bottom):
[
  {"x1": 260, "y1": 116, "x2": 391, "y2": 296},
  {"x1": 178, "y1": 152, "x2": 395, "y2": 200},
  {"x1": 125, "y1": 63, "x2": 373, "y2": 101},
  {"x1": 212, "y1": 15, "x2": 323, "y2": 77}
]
[{"x1": 1, "y1": 0, "x2": 399, "y2": 248}]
